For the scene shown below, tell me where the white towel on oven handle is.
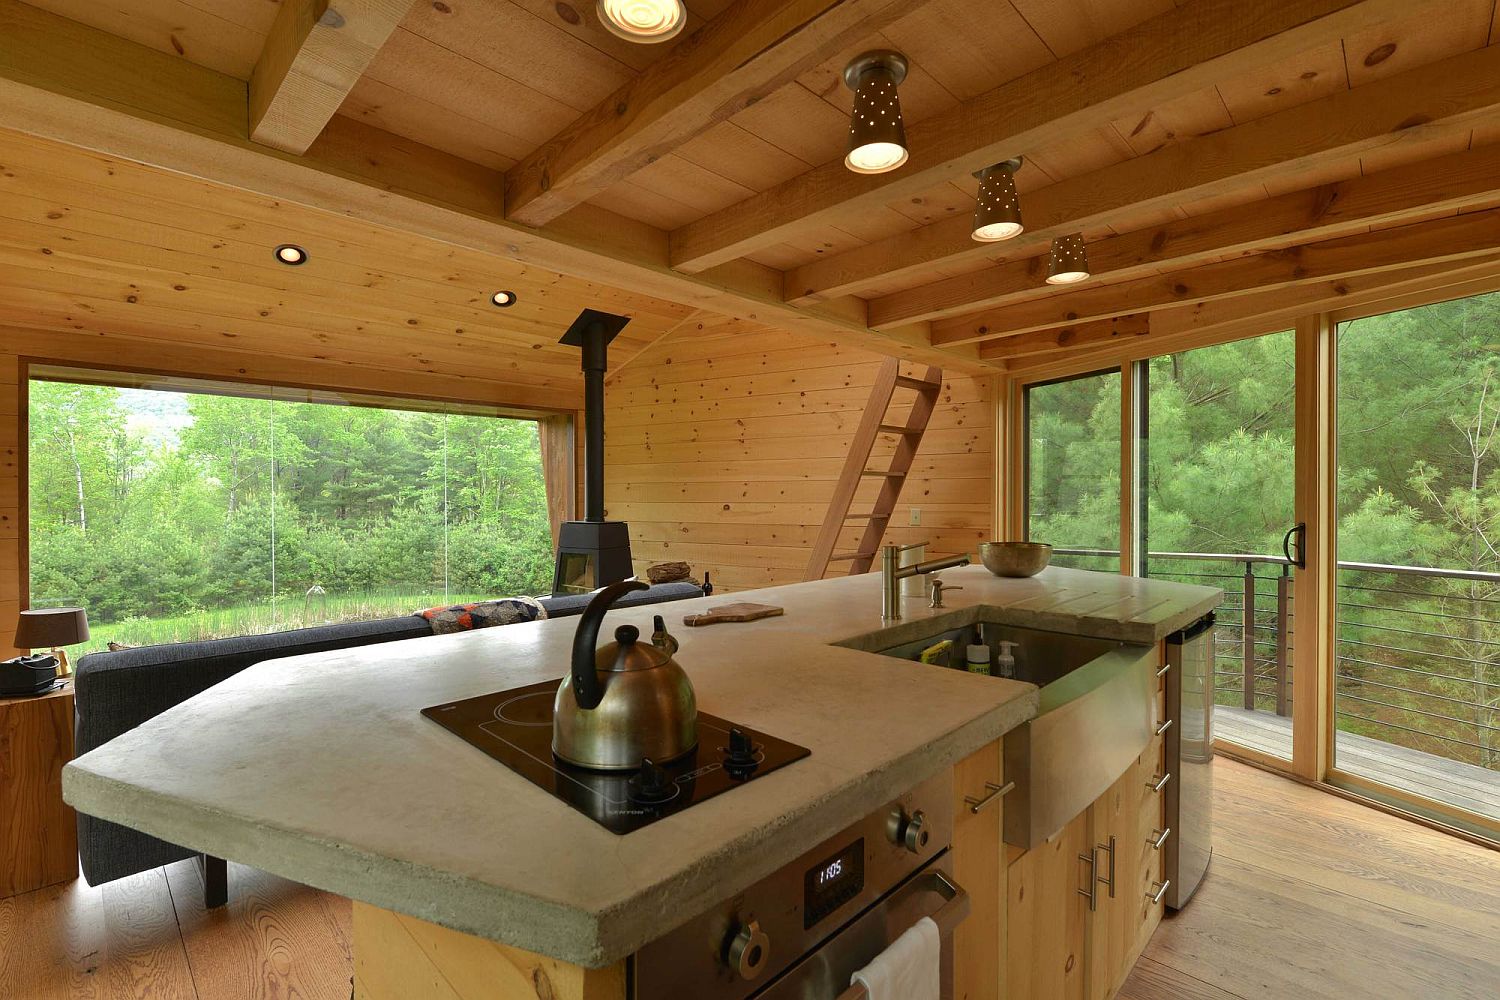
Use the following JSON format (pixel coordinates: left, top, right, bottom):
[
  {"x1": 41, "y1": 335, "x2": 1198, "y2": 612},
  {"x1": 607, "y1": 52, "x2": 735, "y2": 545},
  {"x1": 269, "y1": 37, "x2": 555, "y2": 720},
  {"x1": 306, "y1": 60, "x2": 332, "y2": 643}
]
[{"x1": 848, "y1": 914, "x2": 941, "y2": 1000}]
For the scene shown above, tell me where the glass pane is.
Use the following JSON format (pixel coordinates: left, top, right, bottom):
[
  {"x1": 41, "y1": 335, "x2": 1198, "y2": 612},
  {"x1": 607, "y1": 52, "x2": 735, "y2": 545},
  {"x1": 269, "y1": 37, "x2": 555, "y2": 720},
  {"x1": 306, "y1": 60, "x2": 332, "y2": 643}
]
[
  {"x1": 1138, "y1": 333, "x2": 1296, "y2": 762},
  {"x1": 28, "y1": 376, "x2": 554, "y2": 656},
  {"x1": 1026, "y1": 369, "x2": 1121, "y2": 571},
  {"x1": 1336, "y1": 292, "x2": 1500, "y2": 827}
]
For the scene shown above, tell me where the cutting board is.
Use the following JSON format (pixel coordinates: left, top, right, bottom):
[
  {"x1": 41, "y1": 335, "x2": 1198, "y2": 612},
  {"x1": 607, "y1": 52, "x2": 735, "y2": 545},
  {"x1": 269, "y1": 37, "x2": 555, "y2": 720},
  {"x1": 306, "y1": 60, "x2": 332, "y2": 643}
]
[{"x1": 682, "y1": 602, "x2": 785, "y2": 627}]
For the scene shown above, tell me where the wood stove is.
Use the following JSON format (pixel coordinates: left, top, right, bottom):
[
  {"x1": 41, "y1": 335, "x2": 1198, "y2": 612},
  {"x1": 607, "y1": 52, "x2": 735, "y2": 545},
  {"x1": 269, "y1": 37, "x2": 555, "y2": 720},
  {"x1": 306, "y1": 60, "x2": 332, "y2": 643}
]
[{"x1": 552, "y1": 309, "x2": 635, "y2": 596}]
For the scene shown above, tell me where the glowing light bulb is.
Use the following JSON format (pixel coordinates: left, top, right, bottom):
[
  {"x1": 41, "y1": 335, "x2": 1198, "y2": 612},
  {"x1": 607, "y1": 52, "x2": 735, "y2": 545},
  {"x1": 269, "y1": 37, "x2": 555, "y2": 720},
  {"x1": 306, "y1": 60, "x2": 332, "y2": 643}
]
[{"x1": 597, "y1": 0, "x2": 685, "y2": 42}]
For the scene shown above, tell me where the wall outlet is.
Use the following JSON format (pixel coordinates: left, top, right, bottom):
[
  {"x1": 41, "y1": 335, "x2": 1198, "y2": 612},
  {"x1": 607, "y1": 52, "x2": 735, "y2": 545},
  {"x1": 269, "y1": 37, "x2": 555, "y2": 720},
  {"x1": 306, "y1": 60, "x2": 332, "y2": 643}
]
[{"x1": 909, "y1": 508, "x2": 922, "y2": 526}]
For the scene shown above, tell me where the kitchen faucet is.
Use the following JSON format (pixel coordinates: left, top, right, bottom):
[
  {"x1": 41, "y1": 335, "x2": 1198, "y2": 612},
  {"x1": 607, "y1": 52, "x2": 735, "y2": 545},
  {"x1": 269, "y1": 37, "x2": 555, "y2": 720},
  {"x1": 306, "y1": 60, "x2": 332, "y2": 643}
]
[{"x1": 881, "y1": 543, "x2": 971, "y2": 620}]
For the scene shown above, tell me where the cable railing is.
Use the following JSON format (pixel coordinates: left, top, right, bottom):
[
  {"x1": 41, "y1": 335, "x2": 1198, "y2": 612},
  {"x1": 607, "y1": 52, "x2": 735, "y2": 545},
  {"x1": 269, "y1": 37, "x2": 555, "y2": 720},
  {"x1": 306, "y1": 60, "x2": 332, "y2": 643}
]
[{"x1": 1052, "y1": 547, "x2": 1500, "y2": 773}]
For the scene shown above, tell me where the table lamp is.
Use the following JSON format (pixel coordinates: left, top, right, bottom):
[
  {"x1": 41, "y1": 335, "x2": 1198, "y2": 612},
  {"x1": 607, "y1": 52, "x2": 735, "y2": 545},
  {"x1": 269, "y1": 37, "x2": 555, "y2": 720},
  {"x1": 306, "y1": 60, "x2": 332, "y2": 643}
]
[{"x1": 15, "y1": 607, "x2": 90, "y2": 677}]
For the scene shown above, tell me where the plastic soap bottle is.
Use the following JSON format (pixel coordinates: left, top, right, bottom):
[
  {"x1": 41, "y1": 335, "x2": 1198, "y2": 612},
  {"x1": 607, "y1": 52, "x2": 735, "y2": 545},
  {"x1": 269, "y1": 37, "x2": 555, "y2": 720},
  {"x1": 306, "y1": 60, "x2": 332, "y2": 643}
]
[
  {"x1": 995, "y1": 641, "x2": 1019, "y2": 679},
  {"x1": 966, "y1": 643, "x2": 992, "y2": 676}
]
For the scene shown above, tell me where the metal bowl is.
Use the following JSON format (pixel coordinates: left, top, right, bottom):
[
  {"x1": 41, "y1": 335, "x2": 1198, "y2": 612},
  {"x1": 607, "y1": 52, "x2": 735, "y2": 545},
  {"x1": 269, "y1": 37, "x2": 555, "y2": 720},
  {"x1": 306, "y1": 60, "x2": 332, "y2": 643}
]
[{"x1": 978, "y1": 542, "x2": 1053, "y2": 578}]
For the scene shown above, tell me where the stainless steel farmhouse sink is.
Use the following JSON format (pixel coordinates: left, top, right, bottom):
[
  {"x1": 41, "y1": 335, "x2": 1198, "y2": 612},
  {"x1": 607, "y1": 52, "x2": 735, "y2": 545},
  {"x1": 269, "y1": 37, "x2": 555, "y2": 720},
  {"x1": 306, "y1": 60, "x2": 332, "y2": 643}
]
[{"x1": 838, "y1": 614, "x2": 1158, "y2": 848}]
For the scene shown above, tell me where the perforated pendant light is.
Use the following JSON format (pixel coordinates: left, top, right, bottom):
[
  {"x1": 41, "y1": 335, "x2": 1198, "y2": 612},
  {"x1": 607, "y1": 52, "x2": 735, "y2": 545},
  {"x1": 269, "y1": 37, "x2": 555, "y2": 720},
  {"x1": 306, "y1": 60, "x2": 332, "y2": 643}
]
[
  {"x1": 843, "y1": 50, "x2": 910, "y2": 175},
  {"x1": 597, "y1": 0, "x2": 686, "y2": 43},
  {"x1": 971, "y1": 158, "x2": 1024, "y2": 242},
  {"x1": 1045, "y1": 233, "x2": 1092, "y2": 285}
]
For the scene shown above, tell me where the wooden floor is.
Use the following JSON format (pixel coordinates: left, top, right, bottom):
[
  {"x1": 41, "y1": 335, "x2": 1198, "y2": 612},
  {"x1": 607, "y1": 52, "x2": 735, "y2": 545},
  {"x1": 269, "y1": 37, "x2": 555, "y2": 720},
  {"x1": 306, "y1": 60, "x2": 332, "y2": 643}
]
[
  {"x1": 2, "y1": 760, "x2": 1496, "y2": 999},
  {"x1": 1217, "y1": 705, "x2": 1500, "y2": 823}
]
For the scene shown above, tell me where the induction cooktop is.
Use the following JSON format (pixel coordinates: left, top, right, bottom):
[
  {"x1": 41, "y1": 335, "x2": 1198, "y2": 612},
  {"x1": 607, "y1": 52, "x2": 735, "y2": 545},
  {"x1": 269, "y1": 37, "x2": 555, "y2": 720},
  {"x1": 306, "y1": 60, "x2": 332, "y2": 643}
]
[{"x1": 422, "y1": 679, "x2": 811, "y2": 834}]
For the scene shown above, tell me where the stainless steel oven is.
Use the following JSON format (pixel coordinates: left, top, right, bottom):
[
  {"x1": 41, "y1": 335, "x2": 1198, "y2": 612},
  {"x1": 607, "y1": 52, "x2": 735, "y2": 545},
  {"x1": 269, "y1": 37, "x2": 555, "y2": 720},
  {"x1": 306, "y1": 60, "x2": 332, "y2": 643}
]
[{"x1": 632, "y1": 771, "x2": 969, "y2": 999}]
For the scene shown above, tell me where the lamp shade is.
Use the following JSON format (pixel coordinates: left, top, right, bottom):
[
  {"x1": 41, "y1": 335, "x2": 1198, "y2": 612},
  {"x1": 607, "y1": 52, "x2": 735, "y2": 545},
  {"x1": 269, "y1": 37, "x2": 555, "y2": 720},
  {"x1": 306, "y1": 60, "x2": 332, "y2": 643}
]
[
  {"x1": 1045, "y1": 233, "x2": 1091, "y2": 285},
  {"x1": 843, "y1": 51, "x2": 909, "y2": 175},
  {"x1": 972, "y1": 159, "x2": 1024, "y2": 242},
  {"x1": 15, "y1": 607, "x2": 90, "y2": 648}
]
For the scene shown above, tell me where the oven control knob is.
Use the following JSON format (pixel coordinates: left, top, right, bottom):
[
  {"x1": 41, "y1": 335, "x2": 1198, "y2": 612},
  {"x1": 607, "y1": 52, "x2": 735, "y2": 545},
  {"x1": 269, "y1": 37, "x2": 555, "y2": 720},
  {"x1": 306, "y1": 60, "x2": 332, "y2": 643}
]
[
  {"x1": 726, "y1": 918, "x2": 771, "y2": 981},
  {"x1": 888, "y1": 807, "x2": 930, "y2": 854}
]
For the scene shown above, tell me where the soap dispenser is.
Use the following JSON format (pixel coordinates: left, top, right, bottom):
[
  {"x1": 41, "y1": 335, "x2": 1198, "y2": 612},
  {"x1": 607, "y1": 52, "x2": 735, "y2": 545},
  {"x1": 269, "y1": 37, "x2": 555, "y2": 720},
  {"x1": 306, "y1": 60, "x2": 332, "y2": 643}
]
[
  {"x1": 995, "y1": 641, "x2": 1019, "y2": 679},
  {"x1": 965, "y1": 642, "x2": 991, "y2": 676}
]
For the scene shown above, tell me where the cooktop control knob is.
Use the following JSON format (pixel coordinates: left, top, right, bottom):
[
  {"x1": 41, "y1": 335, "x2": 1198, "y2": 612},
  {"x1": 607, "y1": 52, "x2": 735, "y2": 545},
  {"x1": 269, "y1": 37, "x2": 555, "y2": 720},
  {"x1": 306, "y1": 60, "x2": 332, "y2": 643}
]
[
  {"x1": 726, "y1": 918, "x2": 770, "y2": 981},
  {"x1": 725, "y1": 727, "x2": 759, "y2": 770},
  {"x1": 629, "y1": 758, "x2": 675, "y2": 804},
  {"x1": 887, "y1": 807, "x2": 930, "y2": 854}
]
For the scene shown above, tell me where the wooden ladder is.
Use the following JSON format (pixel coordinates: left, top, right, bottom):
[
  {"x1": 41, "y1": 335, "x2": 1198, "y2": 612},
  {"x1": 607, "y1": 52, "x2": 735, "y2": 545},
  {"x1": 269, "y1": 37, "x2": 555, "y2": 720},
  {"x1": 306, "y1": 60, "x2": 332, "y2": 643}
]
[{"x1": 803, "y1": 358, "x2": 943, "y2": 580}]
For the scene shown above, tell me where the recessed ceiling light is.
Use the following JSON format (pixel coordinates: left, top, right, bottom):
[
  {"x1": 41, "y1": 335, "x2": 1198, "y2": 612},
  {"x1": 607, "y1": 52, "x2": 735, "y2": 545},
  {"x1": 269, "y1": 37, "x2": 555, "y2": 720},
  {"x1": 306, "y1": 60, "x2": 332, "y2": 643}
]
[
  {"x1": 597, "y1": 0, "x2": 685, "y2": 42},
  {"x1": 274, "y1": 244, "x2": 308, "y2": 266},
  {"x1": 971, "y1": 158, "x2": 1024, "y2": 243},
  {"x1": 1045, "y1": 234, "x2": 1092, "y2": 285},
  {"x1": 491, "y1": 290, "x2": 518, "y2": 308},
  {"x1": 842, "y1": 50, "x2": 910, "y2": 175}
]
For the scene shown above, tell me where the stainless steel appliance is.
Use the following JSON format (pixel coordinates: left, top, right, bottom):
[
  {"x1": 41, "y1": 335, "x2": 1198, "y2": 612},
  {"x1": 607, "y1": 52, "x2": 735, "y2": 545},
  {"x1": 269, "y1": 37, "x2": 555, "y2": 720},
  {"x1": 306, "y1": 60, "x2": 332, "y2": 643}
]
[
  {"x1": 633, "y1": 770, "x2": 968, "y2": 999},
  {"x1": 1164, "y1": 614, "x2": 1214, "y2": 909},
  {"x1": 552, "y1": 579, "x2": 698, "y2": 770}
]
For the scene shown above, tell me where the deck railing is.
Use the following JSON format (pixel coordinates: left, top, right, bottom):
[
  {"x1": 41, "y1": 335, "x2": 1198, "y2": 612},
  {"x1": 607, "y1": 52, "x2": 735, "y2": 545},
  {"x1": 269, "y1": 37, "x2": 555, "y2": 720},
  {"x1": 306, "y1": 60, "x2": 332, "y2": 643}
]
[{"x1": 1051, "y1": 548, "x2": 1500, "y2": 772}]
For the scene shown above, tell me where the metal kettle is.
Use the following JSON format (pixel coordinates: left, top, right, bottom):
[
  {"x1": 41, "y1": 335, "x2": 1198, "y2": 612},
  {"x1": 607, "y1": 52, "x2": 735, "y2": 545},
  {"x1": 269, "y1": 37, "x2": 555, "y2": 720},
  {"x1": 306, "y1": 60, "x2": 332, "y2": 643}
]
[{"x1": 552, "y1": 580, "x2": 698, "y2": 771}]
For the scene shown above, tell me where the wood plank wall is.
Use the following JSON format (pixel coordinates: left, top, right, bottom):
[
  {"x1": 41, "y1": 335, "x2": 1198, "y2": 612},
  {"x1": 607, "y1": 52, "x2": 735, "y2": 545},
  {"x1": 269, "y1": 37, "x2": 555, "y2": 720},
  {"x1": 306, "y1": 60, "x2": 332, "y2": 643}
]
[
  {"x1": 0, "y1": 324, "x2": 581, "y2": 658},
  {"x1": 605, "y1": 317, "x2": 995, "y2": 593}
]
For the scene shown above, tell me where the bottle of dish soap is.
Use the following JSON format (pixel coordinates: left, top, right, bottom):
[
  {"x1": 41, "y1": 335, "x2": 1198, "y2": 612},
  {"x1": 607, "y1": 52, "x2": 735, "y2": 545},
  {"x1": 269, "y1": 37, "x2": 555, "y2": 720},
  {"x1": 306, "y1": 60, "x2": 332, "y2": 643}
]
[
  {"x1": 966, "y1": 642, "x2": 992, "y2": 676},
  {"x1": 995, "y1": 641, "x2": 1019, "y2": 679}
]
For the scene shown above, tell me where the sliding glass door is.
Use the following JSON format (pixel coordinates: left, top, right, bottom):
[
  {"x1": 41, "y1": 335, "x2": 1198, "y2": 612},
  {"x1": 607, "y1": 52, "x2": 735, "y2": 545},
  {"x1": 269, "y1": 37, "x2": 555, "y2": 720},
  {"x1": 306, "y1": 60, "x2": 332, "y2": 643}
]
[
  {"x1": 1024, "y1": 369, "x2": 1122, "y2": 572},
  {"x1": 1136, "y1": 332, "x2": 1299, "y2": 763},
  {"x1": 1333, "y1": 292, "x2": 1500, "y2": 830}
]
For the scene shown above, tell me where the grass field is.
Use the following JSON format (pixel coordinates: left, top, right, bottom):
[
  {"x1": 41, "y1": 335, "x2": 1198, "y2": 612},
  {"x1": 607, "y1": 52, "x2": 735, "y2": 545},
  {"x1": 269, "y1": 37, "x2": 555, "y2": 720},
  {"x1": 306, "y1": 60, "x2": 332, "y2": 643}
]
[{"x1": 73, "y1": 589, "x2": 504, "y2": 656}]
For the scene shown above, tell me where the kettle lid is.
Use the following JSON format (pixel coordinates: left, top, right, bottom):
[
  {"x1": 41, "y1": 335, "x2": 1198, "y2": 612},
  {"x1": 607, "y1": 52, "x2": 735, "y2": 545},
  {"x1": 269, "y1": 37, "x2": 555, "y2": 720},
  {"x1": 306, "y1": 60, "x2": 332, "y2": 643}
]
[{"x1": 597, "y1": 623, "x2": 673, "y2": 672}]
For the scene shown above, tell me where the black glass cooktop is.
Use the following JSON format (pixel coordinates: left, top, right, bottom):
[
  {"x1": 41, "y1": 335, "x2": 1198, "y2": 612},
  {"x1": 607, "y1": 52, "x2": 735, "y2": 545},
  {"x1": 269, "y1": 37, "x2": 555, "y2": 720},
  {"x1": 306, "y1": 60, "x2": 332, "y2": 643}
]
[{"x1": 422, "y1": 679, "x2": 811, "y2": 835}]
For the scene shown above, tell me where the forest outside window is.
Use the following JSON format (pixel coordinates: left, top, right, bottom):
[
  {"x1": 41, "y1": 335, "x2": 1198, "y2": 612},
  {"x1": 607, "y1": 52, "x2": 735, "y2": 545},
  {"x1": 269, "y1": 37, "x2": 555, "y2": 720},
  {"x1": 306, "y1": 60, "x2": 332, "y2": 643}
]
[
  {"x1": 1024, "y1": 368, "x2": 1123, "y2": 571},
  {"x1": 27, "y1": 370, "x2": 556, "y2": 655}
]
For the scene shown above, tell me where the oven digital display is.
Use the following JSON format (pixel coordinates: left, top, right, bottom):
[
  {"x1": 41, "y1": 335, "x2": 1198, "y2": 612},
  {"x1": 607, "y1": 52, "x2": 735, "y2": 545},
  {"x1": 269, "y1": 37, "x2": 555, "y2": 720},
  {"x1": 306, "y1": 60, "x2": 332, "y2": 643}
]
[{"x1": 803, "y1": 838, "x2": 865, "y2": 929}]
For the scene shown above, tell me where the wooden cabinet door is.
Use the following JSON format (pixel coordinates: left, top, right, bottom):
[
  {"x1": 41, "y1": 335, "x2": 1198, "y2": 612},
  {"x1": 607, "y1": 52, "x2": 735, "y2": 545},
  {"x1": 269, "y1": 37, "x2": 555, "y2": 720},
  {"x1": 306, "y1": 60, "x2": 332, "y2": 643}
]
[
  {"x1": 1086, "y1": 740, "x2": 1164, "y2": 1000},
  {"x1": 952, "y1": 741, "x2": 1005, "y2": 1000},
  {"x1": 1005, "y1": 809, "x2": 1090, "y2": 1000}
]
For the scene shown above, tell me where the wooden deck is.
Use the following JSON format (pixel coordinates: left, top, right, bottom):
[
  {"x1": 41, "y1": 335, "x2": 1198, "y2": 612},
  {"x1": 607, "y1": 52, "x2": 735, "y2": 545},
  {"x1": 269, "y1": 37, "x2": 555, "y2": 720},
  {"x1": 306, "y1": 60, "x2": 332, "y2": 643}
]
[{"x1": 1217, "y1": 706, "x2": 1500, "y2": 824}]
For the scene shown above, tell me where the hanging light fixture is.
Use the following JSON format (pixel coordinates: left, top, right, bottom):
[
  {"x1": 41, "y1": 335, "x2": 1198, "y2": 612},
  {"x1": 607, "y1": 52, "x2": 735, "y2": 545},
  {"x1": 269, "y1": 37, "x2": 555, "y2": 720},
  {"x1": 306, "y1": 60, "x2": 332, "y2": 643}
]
[
  {"x1": 596, "y1": 0, "x2": 685, "y2": 43},
  {"x1": 971, "y1": 158, "x2": 1024, "y2": 242},
  {"x1": 1045, "y1": 234, "x2": 1091, "y2": 284},
  {"x1": 843, "y1": 50, "x2": 910, "y2": 175}
]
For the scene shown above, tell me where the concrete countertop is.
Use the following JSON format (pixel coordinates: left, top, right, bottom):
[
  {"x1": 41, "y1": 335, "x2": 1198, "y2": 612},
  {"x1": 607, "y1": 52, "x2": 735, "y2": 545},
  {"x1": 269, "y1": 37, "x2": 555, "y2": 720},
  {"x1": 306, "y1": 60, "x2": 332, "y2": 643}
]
[{"x1": 62, "y1": 565, "x2": 1219, "y2": 968}]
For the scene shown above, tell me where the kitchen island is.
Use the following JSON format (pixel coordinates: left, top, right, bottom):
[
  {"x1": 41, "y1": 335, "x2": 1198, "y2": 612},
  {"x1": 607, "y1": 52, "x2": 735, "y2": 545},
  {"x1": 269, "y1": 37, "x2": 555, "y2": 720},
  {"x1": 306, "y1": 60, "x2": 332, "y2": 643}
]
[{"x1": 62, "y1": 565, "x2": 1219, "y2": 997}]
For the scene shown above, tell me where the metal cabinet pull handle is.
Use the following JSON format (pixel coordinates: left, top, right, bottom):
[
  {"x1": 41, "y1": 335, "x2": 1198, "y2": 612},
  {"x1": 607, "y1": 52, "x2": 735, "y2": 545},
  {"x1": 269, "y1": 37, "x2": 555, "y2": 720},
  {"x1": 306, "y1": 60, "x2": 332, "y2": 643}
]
[
  {"x1": 1156, "y1": 718, "x2": 1174, "y2": 737},
  {"x1": 1077, "y1": 849, "x2": 1098, "y2": 912},
  {"x1": 1156, "y1": 663, "x2": 1171, "y2": 678},
  {"x1": 1149, "y1": 827, "x2": 1171, "y2": 851},
  {"x1": 1147, "y1": 880, "x2": 1172, "y2": 906},
  {"x1": 1096, "y1": 835, "x2": 1116, "y2": 898},
  {"x1": 1147, "y1": 771, "x2": 1172, "y2": 793},
  {"x1": 964, "y1": 780, "x2": 1015, "y2": 814}
]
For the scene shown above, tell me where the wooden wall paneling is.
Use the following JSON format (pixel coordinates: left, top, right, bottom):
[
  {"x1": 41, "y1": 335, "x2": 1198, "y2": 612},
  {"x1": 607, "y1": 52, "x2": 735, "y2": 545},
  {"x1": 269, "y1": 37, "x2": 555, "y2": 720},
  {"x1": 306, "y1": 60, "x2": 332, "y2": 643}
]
[{"x1": 539, "y1": 414, "x2": 576, "y2": 548}]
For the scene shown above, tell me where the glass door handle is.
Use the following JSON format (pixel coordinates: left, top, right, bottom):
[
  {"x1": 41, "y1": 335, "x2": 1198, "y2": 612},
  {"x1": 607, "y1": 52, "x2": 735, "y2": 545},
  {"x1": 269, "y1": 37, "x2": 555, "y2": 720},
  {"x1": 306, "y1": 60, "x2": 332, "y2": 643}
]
[{"x1": 1282, "y1": 523, "x2": 1306, "y2": 569}]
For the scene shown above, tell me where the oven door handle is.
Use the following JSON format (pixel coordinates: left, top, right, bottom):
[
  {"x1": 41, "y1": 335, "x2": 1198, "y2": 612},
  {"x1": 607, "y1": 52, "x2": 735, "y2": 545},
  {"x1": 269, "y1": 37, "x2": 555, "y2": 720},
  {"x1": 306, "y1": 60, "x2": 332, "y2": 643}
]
[{"x1": 834, "y1": 871, "x2": 971, "y2": 1000}]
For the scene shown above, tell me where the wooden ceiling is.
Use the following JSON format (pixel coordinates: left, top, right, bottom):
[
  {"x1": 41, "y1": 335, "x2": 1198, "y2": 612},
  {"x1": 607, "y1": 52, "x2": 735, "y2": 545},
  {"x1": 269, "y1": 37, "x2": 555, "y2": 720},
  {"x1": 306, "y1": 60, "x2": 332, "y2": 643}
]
[{"x1": 1, "y1": 0, "x2": 1499, "y2": 375}]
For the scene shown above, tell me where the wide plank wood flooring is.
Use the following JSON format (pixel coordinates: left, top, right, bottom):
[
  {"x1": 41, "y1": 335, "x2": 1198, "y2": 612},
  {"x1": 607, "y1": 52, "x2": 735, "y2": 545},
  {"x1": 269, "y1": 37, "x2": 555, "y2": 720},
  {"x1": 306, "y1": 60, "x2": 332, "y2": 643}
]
[{"x1": 1, "y1": 759, "x2": 1494, "y2": 999}]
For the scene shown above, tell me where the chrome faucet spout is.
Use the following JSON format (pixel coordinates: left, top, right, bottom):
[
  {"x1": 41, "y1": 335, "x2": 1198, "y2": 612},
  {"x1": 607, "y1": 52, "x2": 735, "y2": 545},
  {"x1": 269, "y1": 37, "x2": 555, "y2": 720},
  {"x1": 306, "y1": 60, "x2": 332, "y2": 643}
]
[{"x1": 881, "y1": 545, "x2": 970, "y2": 620}]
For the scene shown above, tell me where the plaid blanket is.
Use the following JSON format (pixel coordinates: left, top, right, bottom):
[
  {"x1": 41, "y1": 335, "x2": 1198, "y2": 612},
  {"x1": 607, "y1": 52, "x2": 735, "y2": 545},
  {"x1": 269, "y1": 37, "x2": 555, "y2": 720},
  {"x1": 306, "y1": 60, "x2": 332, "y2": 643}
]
[{"x1": 415, "y1": 596, "x2": 548, "y2": 635}]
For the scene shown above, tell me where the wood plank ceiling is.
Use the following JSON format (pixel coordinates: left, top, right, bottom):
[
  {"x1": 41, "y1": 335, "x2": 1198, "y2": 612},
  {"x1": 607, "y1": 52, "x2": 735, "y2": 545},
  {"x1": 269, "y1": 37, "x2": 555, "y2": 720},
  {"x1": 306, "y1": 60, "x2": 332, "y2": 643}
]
[{"x1": 3, "y1": 0, "x2": 1500, "y2": 374}]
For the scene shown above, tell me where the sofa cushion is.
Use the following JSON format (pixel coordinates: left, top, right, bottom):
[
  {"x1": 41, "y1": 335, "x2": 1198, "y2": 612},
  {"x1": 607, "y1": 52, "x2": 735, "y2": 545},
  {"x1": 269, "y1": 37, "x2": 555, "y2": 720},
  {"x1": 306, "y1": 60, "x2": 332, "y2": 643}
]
[{"x1": 416, "y1": 596, "x2": 548, "y2": 634}]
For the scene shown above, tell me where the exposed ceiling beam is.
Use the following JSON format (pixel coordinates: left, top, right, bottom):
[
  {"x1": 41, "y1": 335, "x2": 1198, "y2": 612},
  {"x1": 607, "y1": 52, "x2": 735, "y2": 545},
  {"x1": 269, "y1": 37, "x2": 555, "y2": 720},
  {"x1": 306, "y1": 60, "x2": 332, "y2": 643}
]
[
  {"x1": 667, "y1": 0, "x2": 1419, "y2": 274},
  {"x1": 788, "y1": 40, "x2": 1500, "y2": 304},
  {"x1": 977, "y1": 315, "x2": 1150, "y2": 362},
  {"x1": 871, "y1": 144, "x2": 1500, "y2": 329},
  {"x1": 0, "y1": 0, "x2": 991, "y2": 374},
  {"x1": 505, "y1": 0, "x2": 914, "y2": 227},
  {"x1": 935, "y1": 208, "x2": 1500, "y2": 347},
  {"x1": 250, "y1": 0, "x2": 414, "y2": 155}
]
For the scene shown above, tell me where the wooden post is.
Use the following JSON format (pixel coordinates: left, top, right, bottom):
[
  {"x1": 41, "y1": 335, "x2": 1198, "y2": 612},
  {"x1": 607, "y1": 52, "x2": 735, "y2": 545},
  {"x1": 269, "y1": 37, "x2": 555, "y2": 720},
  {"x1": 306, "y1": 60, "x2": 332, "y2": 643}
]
[
  {"x1": 1243, "y1": 564, "x2": 1257, "y2": 711},
  {"x1": 1276, "y1": 571, "x2": 1291, "y2": 717}
]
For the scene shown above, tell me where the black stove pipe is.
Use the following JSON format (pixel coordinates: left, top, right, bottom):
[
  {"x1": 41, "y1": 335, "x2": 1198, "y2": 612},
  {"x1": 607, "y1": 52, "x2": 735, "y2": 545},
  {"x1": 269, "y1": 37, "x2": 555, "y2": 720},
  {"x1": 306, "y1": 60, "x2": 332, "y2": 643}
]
[{"x1": 581, "y1": 323, "x2": 607, "y2": 524}]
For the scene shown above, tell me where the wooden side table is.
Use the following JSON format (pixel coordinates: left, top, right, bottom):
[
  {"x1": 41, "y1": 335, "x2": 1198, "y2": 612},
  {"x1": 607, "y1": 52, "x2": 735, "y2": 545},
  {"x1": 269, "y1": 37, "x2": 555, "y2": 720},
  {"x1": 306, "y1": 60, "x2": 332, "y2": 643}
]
[{"x1": 0, "y1": 680, "x2": 78, "y2": 897}]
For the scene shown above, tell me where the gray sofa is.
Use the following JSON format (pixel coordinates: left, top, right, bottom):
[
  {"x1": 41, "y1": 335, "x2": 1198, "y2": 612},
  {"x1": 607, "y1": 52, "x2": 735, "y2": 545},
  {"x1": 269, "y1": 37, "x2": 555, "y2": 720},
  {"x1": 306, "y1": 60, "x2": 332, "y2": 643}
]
[{"x1": 73, "y1": 582, "x2": 703, "y2": 891}]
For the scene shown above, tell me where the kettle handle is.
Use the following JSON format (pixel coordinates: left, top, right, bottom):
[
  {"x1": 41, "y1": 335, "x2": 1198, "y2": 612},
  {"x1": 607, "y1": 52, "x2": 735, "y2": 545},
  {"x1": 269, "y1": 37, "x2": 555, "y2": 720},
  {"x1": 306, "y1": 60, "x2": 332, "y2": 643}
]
[{"x1": 571, "y1": 579, "x2": 649, "y2": 709}]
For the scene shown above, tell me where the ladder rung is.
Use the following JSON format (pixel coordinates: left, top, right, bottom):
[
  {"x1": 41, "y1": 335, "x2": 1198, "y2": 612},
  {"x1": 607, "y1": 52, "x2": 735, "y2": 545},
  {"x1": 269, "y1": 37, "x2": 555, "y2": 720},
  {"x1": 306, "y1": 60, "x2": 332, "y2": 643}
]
[
  {"x1": 844, "y1": 512, "x2": 891, "y2": 520},
  {"x1": 860, "y1": 469, "x2": 904, "y2": 477},
  {"x1": 828, "y1": 551, "x2": 876, "y2": 562},
  {"x1": 894, "y1": 375, "x2": 940, "y2": 391},
  {"x1": 877, "y1": 423, "x2": 920, "y2": 435}
]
